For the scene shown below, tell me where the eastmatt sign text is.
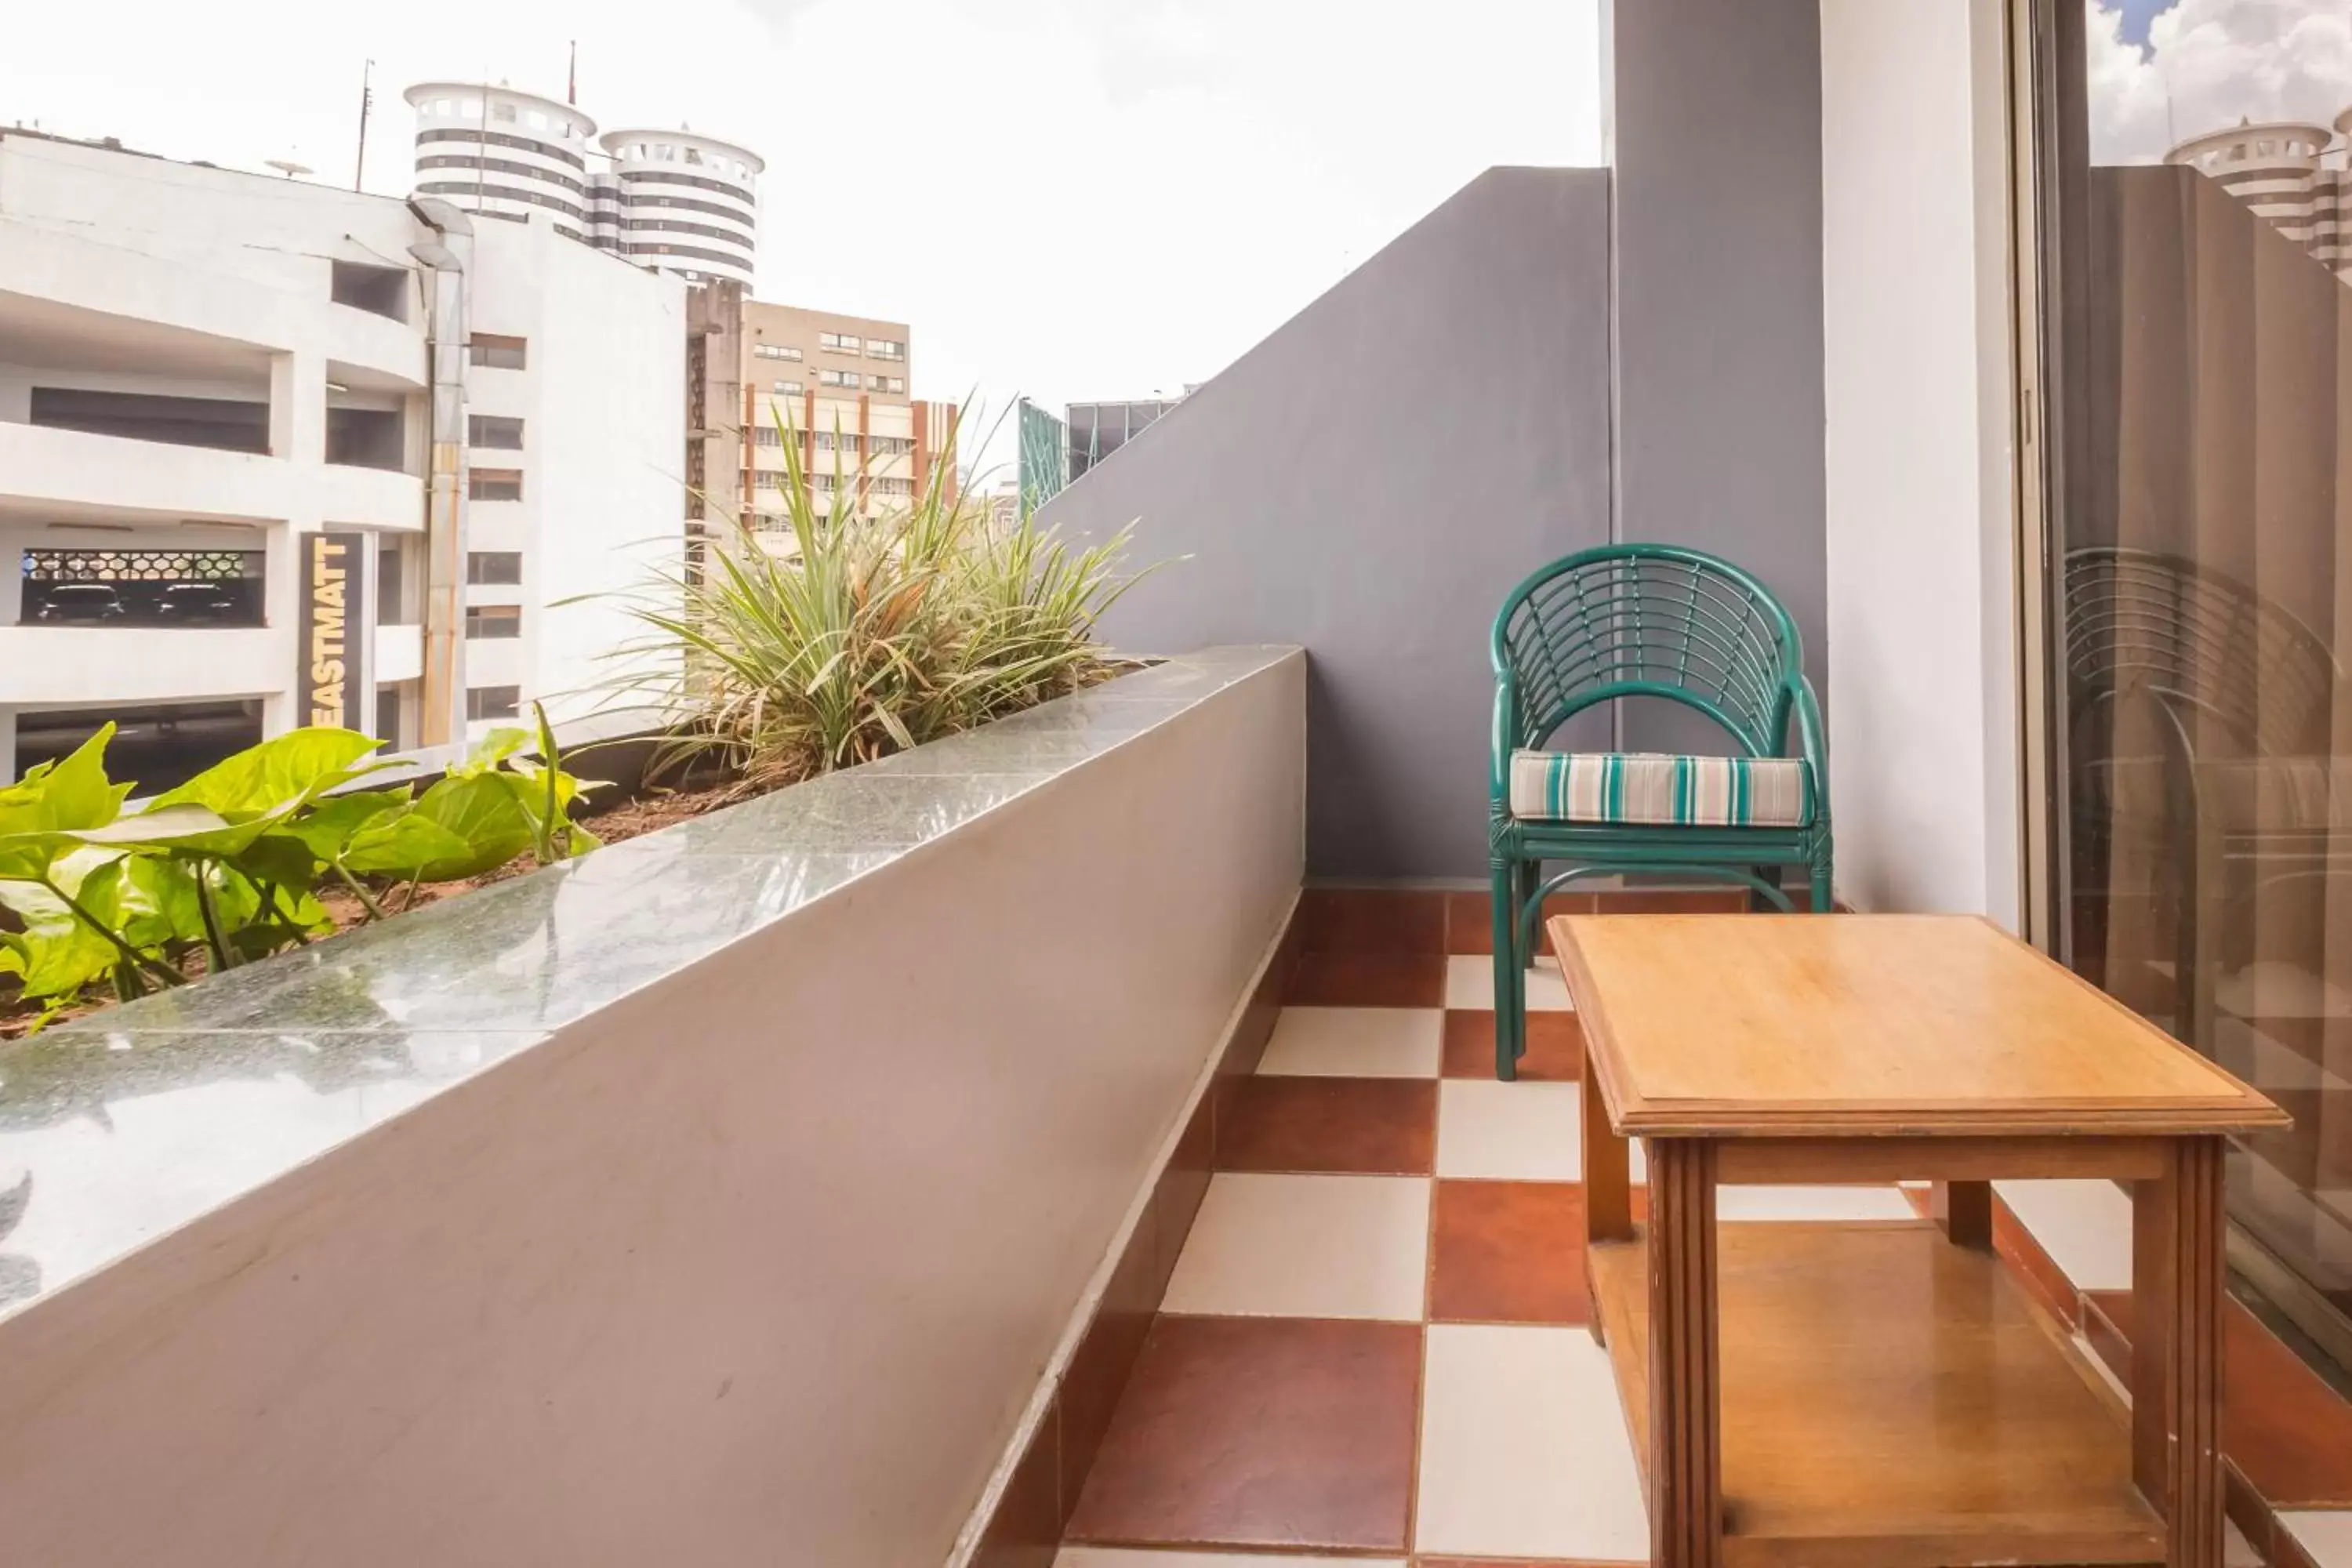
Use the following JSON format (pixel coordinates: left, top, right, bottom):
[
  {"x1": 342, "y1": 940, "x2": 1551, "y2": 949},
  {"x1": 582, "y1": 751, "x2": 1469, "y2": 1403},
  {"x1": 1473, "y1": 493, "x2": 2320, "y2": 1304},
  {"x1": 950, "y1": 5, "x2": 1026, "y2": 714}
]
[{"x1": 299, "y1": 533, "x2": 358, "y2": 729}]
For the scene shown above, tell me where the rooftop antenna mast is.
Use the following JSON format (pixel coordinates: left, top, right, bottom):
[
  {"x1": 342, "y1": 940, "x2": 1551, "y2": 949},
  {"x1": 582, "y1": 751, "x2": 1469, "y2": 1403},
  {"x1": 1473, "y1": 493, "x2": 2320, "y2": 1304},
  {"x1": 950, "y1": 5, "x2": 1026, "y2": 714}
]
[
  {"x1": 568, "y1": 40, "x2": 579, "y2": 106},
  {"x1": 354, "y1": 58, "x2": 374, "y2": 191}
]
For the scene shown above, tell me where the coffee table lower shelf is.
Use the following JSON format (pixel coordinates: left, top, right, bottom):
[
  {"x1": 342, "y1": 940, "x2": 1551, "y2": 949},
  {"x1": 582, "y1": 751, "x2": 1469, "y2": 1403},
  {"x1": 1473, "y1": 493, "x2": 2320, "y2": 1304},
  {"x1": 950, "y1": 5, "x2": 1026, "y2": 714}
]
[{"x1": 1586, "y1": 1218, "x2": 2168, "y2": 1568}]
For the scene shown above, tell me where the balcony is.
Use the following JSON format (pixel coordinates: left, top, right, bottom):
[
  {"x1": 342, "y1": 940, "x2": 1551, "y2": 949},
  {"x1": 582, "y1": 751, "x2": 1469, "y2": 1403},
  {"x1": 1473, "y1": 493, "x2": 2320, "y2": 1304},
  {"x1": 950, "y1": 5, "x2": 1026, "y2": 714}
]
[
  {"x1": 10, "y1": 6, "x2": 2352, "y2": 1566},
  {"x1": 0, "y1": 421, "x2": 423, "y2": 533}
]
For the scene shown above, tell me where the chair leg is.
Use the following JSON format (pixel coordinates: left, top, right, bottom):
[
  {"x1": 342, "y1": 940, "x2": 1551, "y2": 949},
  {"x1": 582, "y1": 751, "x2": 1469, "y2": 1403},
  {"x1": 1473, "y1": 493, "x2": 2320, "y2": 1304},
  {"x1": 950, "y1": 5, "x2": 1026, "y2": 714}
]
[
  {"x1": 1747, "y1": 866, "x2": 1777, "y2": 914},
  {"x1": 1512, "y1": 860, "x2": 1539, "y2": 970},
  {"x1": 1809, "y1": 853, "x2": 1832, "y2": 914},
  {"x1": 1491, "y1": 857, "x2": 1520, "y2": 1081}
]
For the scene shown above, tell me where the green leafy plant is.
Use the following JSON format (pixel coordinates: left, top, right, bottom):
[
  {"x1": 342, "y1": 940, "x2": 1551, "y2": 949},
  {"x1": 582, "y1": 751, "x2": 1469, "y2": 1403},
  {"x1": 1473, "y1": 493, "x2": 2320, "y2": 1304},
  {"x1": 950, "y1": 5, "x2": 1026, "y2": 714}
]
[
  {"x1": 0, "y1": 715, "x2": 601, "y2": 1025},
  {"x1": 593, "y1": 403, "x2": 1152, "y2": 793}
]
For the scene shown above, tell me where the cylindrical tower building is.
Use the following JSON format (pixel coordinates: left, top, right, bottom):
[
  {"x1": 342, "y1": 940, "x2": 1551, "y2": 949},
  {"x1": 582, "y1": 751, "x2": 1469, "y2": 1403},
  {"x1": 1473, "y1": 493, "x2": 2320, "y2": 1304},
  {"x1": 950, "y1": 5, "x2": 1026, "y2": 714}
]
[
  {"x1": 405, "y1": 82, "x2": 598, "y2": 242},
  {"x1": 598, "y1": 128, "x2": 764, "y2": 286}
]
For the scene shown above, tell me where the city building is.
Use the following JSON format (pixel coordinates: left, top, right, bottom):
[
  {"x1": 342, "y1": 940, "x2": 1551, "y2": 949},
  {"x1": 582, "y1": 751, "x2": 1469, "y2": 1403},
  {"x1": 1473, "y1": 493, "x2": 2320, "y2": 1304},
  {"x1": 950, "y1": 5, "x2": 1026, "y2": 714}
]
[
  {"x1": 0, "y1": 126, "x2": 684, "y2": 788},
  {"x1": 1015, "y1": 397, "x2": 1068, "y2": 510},
  {"x1": 405, "y1": 82, "x2": 763, "y2": 288},
  {"x1": 685, "y1": 287, "x2": 958, "y2": 549},
  {"x1": 598, "y1": 129, "x2": 763, "y2": 289},
  {"x1": 1066, "y1": 394, "x2": 1186, "y2": 481},
  {"x1": 2166, "y1": 113, "x2": 2352, "y2": 281}
]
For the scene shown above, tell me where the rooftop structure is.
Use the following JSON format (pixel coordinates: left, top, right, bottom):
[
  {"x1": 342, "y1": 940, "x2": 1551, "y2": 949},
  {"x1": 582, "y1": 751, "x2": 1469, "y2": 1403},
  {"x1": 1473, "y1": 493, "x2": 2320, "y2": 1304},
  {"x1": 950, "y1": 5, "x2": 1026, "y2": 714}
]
[{"x1": 405, "y1": 81, "x2": 763, "y2": 287}]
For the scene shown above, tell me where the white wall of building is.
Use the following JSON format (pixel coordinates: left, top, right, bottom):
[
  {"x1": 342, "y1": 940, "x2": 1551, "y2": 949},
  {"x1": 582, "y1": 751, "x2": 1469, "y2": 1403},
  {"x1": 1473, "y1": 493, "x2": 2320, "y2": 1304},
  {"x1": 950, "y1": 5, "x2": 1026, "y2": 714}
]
[
  {"x1": 466, "y1": 216, "x2": 686, "y2": 731},
  {"x1": 1818, "y1": 0, "x2": 2023, "y2": 927}
]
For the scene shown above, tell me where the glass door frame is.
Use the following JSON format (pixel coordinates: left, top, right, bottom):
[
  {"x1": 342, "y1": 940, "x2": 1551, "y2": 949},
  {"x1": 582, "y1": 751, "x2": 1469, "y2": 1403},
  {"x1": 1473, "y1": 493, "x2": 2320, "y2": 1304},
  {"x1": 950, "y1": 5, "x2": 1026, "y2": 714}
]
[{"x1": 2007, "y1": 0, "x2": 2352, "y2": 1375}]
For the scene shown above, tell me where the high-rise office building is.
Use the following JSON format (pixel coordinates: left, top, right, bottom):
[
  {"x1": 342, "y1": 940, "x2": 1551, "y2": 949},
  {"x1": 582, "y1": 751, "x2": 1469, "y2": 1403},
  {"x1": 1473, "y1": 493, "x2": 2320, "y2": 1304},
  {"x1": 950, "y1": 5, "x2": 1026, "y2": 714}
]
[
  {"x1": 2166, "y1": 113, "x2": 2352, "y2": 282},
  {"x1": 406, "y1": 82, "x2": 762, "y2": 288}
]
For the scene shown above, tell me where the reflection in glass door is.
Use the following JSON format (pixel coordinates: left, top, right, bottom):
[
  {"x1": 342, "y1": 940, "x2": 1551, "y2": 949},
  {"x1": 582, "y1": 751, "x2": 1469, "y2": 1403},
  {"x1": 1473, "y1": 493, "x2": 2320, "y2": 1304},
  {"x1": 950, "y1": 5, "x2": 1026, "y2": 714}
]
[{"x1": 2031, "y1": 0, "x2": 2352, "y2": 1368}]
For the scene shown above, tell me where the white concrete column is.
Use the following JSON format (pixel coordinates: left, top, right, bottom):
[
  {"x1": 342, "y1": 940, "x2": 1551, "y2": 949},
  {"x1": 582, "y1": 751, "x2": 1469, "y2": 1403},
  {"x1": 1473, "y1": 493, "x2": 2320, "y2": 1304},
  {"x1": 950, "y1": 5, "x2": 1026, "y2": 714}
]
[
  {"x1": 268, "y1": 349, "x2": 328, "y2": 466},
  {"x1": 260, "y1": 521, "x2": 302, "y2": 739},
  {"x1": 0, "y1": 527, "x2": 24, "y2": 625}
]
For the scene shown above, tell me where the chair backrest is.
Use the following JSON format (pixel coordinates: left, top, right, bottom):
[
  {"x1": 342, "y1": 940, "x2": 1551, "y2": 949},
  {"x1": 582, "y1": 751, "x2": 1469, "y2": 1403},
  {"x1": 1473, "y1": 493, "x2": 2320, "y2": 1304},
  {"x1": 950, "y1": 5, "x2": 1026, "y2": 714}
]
[
  {"x1": 2063, "y1": 545, "x2": 2338, "y2": 759},
  {"x1": 1491, "y1": 544, "x2": 1805, "y2": 757}
]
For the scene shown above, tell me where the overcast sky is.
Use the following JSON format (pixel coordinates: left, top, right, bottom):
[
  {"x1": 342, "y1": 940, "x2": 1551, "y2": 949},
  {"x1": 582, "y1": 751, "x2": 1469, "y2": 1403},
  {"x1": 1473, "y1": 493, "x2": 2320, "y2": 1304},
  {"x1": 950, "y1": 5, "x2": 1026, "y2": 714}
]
[
  {"x1": 2, "y1": 0, "x2": 1602, "y2": 481},
  {"x1": 2089, "y1": 0, "x2": 2352, "y2": 162}
]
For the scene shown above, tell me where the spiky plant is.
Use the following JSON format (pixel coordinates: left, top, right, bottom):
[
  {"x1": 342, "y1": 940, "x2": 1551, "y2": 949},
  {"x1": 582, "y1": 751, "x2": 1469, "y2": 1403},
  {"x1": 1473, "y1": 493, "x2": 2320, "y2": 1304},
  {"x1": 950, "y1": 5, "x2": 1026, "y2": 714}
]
[{"x1": 593, "y1": 402, "x2": 1150, "y2": 793}]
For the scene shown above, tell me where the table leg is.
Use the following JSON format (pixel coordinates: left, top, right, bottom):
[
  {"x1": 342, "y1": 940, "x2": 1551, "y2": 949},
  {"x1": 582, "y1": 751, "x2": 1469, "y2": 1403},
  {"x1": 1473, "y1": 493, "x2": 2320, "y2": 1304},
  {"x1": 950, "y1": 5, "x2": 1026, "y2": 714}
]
[
  {"x1": 1647, "y1": 1137, "x2": 1722, "y2": 1568},
  {"x1": 1583, "y1": 1031, "x2": 1633, "y2": 1344},
  {"x1": 2132, "y1": 1135, "x2": 2226, "y2": 1568},
  {"x1": 1931, "y1": 1180, "x2": 1993, "y2": 1249}
]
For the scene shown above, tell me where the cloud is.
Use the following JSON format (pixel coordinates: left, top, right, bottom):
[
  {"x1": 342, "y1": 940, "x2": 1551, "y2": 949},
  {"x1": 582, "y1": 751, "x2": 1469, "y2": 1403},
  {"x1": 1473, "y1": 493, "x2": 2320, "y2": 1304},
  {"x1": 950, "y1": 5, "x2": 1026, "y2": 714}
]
[{"x1": 2089, "y1": 0, "x2": 2352, "y2": 162}]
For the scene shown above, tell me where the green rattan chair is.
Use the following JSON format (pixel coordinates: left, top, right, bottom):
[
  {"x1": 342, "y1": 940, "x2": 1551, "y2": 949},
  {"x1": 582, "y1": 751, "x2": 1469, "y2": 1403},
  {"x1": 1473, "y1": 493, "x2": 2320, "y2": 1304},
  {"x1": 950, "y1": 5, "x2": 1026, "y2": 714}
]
[{"x1": 1489, "y1": 544, "x2": 1832, "y2": 1080}]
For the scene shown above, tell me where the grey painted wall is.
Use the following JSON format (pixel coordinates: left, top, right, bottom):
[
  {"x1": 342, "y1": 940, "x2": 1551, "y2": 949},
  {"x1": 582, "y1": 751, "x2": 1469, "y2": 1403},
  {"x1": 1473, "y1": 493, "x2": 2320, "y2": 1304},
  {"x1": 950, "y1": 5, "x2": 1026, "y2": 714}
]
[
  {"x1": 1045, "y1": 167, "x2": 1613, "y2": 880},
  {"x1": 1606, "y1": 0, "x2": 1828, "y2": 750}
]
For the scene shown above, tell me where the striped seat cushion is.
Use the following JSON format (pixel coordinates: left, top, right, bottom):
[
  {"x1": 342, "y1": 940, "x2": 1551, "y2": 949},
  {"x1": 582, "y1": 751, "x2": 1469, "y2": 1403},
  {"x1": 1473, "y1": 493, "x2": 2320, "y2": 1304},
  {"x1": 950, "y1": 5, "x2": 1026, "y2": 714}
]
[{"x1": 1509, "y1": 750, "x2": 1814, "y2": 828}]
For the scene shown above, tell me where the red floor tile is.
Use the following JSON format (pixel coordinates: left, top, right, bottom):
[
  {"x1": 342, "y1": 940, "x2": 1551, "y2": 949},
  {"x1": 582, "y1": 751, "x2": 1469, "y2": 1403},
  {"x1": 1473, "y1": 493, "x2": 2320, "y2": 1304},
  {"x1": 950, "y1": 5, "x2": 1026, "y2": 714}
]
[
  {"x1": 1283, "y1": 951, "x2": 1446, "y2": 1007},
  {"x1": 1430, "y1": 1180, "x2": 1592, "y2": 1325},
  {"x1": 1296, "y1": 887, "x2": 1446, "y2": 954},
  {"x1": 1214, "y1": 1076, "x2": 1436, "y2": 1175},
  {"x1": 1441, "y1": 1009, "x2": 1584, "y2": 1081},
  {"x1": 1444, "y1": 891, "x2": 1593, "y2": 955},
  {"x1": 1062, "y1": 1316, "x2": 1421, "y2": 1552},
  {"x1": 2084, "y1": 1290, "x2": 2352, "y2": 1506},
  {"x1": 1591, "y1": 887, "x2": 1752, "y2": 913}
]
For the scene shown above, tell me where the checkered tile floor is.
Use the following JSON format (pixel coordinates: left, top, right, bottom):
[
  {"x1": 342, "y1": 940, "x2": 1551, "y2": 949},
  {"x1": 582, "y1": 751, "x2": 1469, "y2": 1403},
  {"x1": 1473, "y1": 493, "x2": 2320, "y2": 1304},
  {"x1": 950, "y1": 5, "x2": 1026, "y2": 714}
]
[{"x1": 1054, "y1": 960, "x2": 1987, "y2": 1566}]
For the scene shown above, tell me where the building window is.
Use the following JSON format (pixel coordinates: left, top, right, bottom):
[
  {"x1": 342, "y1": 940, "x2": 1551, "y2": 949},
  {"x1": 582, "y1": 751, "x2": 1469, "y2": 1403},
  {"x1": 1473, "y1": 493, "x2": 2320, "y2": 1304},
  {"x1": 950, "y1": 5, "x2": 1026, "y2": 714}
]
[
  {"x1": 468, "y1": 333, "x2": 528, "y2": 370},
  {"x1": 753, "y1": 343, "x2": 803, "y2": 361},
  {"x1": 492, "y1": 102, "x2": 517, "y2": 124},
  {"x1": 752, "y1": 426, "x2": 783, "y2": 447},
  {"x1": 466, "y1": 604, "x2": 523, "y2": 640},
  {"x1": 866, "y1": 339, "x2": 905, "y2": 361},
  {"x1": 870, "y1": 375, "x2": 905, "y2": 394},
  {"x1": 818, "y1": 331, "x2": 862, "y2": 353},
  {"x1": 466, "y1": 550, "x2": 524, "y2": 585},
  {"x1": 466, "y1": 685, "x2": 521, "y2": 720},
  {"x1": 819, "y1": 368, "x2": 860, "y2": 389},
  {"x1": 330, "y1": 262, "x2": 408, "y2": 321},
  {"x1": 470, "y1": 467, "x2": 524, "y2": 502},
  {"x1": 815, "y1": 431, "x2": 858, "y2": 451},
  {"x1": 468, "y1": 414, "x2": 524, "y2": 450},
  {"x1": 774, "y1": 379, "x2": 804, "y2": 395},
  {"x1": 870, "y1": 434, "x2": 914, "y2": 454},
  {"x1": 873, "y1": 477, "x2": 914, "y2": 496}
]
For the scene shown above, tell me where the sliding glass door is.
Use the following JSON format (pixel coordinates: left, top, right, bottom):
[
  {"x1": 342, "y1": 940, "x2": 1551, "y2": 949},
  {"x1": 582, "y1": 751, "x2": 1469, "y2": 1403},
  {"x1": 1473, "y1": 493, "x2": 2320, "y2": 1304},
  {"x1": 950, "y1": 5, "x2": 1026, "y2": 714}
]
[{"x1": 2027, "y1": 0, "x2": 2352, "y2": 1367}]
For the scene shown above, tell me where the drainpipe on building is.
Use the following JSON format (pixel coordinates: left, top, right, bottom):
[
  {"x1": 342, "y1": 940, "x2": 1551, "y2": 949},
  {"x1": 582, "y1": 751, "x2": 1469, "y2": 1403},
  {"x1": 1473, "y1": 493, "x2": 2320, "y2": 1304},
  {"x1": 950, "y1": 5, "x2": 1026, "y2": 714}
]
[{"x1": 407, "y1": 197, "x2": 473, "y2": 746}]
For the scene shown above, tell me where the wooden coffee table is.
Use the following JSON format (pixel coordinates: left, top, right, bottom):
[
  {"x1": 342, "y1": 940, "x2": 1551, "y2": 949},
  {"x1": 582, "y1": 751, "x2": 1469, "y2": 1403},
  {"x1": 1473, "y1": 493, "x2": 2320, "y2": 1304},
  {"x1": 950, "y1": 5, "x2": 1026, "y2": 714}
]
[{"x1": 1550, "y1": 913, "x2": 2287, "y2": 1568}]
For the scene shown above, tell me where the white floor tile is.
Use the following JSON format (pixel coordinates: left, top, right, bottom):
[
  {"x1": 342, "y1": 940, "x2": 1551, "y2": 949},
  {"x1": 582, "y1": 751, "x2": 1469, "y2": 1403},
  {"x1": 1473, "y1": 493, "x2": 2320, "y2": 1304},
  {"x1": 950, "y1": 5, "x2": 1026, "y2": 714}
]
[
  {"x1": 1994, "y1": 1178, "x2": 2134, "y2": 1292},
  {"x1": 1717, "y1": 1184, "x2": 1918, "y2": 1222},
  {"x1": 1446, "y1": 953, "x2": 1573, "y2": 1011},
  {"x1": 1162, "y1": 1174, "x2": 1430, "y2": 1320},
  {"x1": 1057, "y1": 1554, "x2": 1403, "y2": 1568},
  {"x1": 2280, "y1": 1511, "x2": 2352, "y2": 1568},
  {"x1": 1436, "y1": 1079, "x2": 1582, "y2": 1180},
  {"x1": 1417, "y1": 1323, "x2": 1649, "y2": 1560},
  {"x1": 1257, "y1": 1007, "x2": 1442, "y2": 1078},
  {"x1": 2226, "y1": 1519, "x2": 2267, "y2": 1567}
]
